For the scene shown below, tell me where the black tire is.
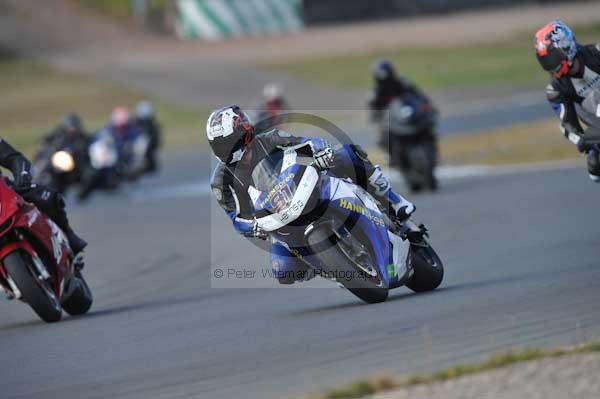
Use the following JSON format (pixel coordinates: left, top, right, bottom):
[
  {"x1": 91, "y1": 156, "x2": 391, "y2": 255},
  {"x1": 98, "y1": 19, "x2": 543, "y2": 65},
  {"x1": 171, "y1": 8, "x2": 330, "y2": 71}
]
[
  {"x1": 307, "y1": 224, "x2": 388, "y2": 304},
  {"x1": 61, "y1": 274, "x2": 93, "y2": 316},
  {"x1": 3, "y1": 252, "x2": 62, "y2": 322},
  {"x1": 406, "y1": 244, "x2": 444, "y2": 292}
]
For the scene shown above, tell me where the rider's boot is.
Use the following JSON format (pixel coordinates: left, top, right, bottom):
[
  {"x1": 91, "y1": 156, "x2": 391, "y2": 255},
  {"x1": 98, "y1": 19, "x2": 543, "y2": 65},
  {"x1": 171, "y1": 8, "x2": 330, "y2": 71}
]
[
  {"x1": 368, "y1": 167, "x2": 415, "y2": 223},
  {"x1": 51, "y1": 197, "x2": 88, "y2": 267}
]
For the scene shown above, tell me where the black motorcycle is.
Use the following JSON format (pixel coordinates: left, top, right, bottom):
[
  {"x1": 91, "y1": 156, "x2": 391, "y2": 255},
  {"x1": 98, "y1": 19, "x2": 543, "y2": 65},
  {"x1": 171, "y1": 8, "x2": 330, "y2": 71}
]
[
  {"x1": 383, "y1": 95, "x2": 438, "y2": 193},
  {"x1": 34, "y1": 144, "x2": 88, "y2": 194}
]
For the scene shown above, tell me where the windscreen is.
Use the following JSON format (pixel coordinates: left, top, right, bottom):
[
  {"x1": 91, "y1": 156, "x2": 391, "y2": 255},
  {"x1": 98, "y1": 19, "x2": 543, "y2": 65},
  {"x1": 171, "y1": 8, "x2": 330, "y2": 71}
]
[{"x1": 251, "y1": 151, "x2": 300, "y2": 213}]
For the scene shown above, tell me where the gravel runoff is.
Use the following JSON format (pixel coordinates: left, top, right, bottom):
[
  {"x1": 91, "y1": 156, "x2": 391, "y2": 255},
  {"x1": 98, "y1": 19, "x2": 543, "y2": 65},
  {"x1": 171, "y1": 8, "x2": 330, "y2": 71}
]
[{"x1": 370, "y1": 353, "x2": 600, "y2": 399}]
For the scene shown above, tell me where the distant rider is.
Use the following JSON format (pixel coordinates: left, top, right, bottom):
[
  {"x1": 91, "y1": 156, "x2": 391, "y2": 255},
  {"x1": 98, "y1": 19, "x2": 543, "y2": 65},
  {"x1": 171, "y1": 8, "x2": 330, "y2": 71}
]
[
  {"x1": 0, "y1": 138, "x2": 87, "y2": 260},
  {"x1": 367, "y1": 60, "x2": 438, "y2": 161},
  {"x1": 255, "y1": 83, "x2": 291, "y2": 131},
  {"x1": 35, "y1": 113, "x2": 90, "y2": 174},
  {"x1": 208, "y1": 105, "x2": 415, "y2": 284},
  {"x1": 534, "y1": 20, "x2": 600, "y2": 182},
  {"x1": 107, "y1": 107, "x2": 139, "y2": 150},
  {"x1": 135, "y1": 101, "x2": 161, "y2": 173}
]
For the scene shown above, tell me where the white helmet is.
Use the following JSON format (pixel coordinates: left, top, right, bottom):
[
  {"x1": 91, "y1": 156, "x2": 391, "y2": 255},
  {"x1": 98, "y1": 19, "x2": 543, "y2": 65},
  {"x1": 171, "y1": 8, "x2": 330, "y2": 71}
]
[
  {"x1": 262, "y1": 83, "x2": 284, "y2": 102},
  {"x1": 136, "y1": 101, "x2": 154, "y2": 119},
  {"x1": 206, "y1": 105, "x2": 254, "y2": 164}
]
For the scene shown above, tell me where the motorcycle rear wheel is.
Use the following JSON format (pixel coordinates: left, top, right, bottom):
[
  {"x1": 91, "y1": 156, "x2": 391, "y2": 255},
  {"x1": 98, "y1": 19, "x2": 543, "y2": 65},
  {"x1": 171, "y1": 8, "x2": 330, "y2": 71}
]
[{"x1": 3, "y1": 252, "x2": 62, "y2": 323}]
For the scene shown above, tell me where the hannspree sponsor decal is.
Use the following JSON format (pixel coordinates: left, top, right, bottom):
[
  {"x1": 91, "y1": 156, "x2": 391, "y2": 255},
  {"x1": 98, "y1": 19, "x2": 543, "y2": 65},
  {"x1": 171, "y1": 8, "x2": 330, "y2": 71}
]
[{"x1": 338, "y1": 199, "x2": 385, "y2": 227}]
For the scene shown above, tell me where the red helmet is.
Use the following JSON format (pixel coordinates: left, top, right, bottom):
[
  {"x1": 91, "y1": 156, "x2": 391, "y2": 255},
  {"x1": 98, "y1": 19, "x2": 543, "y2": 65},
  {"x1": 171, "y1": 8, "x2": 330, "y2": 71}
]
[
  {"x1": 111, "y1": 107, "x2": 130, "y2": 129},
  {"x1": 534, "y1": 20, "x2": 578, "y2": 78}
]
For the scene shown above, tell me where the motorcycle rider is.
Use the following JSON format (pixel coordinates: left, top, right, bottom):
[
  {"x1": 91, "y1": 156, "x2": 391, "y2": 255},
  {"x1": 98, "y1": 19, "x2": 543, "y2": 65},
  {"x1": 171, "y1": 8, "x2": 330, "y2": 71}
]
[
  {"x1": 368, "y1": 60, "x2": 434, "y2": 127},
  {"x1": 36, "y1": 113, "x2": 89, "y2": 162},
  {"x1": 367, "y1": 60, "x2": 438, "y2": 176},
  {"x1": 135, "y1": 101, "x2": 161, "y2": 173},
  {"x1": 208, "y1": 105, "x2": 415, "y2": 284},
  {"x1": 78, "y1": 107, "x2": 139, "y2": 201},
  {"x1": 0, "y1": 138, "x2": 88, "y2": 260},
  {"x1": 534, "y1": 20, "x2": 600, "y2": 182},
  {"x1": 107, "y1": 107, "x2": 139, "y2": 147},
  {"x1": 35, "y1": 113, "x2": 90, "y2": 181},
  {"x1": 255, "y1": 82, "x2": 290, "y2": 131}
]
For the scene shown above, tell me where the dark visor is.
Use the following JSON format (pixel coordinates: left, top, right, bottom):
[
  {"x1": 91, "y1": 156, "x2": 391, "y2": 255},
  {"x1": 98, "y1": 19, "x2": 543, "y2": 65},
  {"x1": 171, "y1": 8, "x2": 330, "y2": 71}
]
[{"x1": 536, "y1": 48, "x2": 565, "y2": 73}]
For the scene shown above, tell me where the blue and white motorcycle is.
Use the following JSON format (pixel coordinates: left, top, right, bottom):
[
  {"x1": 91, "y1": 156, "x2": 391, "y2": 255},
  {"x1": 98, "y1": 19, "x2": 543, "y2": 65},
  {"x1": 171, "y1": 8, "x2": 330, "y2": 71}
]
[{"x1": 249, "y1": 144, "x2": 444, "y2": 303}]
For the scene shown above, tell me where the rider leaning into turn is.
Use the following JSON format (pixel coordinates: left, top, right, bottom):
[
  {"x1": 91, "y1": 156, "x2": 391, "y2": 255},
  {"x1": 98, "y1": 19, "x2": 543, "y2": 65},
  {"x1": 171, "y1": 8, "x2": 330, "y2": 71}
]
[
  {"x1": 367, "y1": 60, "x2": 434, "y2": 126},
  {"x1": 0, "y1": 138, "x2": 87, "y2": 261},
  {"x1": 208, "y1": 105, "x2": 415, "y2": 284},
  {"x1": 534, "y1": 20, "x2": 600, "y2": 182}
]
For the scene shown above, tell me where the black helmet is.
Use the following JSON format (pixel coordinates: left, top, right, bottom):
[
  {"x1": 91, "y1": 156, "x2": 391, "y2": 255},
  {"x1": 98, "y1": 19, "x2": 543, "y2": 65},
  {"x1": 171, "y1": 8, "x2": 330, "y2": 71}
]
[
  {"x1": 372, "y1": 59, "x2": 396, "y2": 83},
  {"x1": 62, "y1": 113, "x2": 83, "y2": 133},
  {"x1": 206, "y1": 105, "x2": 254, "y2": 164}
]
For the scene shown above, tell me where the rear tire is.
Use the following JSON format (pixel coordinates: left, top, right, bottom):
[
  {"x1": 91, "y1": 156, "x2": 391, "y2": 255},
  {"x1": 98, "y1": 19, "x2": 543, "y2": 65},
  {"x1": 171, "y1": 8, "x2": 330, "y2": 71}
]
[
  {"x1": 307, "y1": 225, "x2": 388, "y2": 304},
  {"x1": 406, "y1": 244, "x2": 444, "y2": 292},
  {"x1": 61, "y1": 274, "x2": 93, "y2": 316},
  {"x1": 3, "y1": 252, "x2": 62, "y2": 323}
]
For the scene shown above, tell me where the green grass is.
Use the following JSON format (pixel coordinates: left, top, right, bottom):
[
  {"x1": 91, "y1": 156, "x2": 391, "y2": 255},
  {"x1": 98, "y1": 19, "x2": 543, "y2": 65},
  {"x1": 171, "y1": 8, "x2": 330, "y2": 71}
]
[
  {"x1": 0, "y1": 58, "x2": 206, "y2": 158},
  {"x1": 439, "y1": 119, "x2": 581, "y2": 166},
  {"x1": 309, "y1": 340, "x2": 600, "y2": 399},
  {"x1": 265, "y1": 23, "x2": 600, "y2": 91},
  {"x1": 76, "y1": 0, "x2": 168, "y2": 20}
]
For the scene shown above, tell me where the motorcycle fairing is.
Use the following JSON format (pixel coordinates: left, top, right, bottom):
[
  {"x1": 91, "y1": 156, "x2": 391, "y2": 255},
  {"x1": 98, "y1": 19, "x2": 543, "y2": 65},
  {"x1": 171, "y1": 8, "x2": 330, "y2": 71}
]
[
  {"x1": 326, "y1": 177, "x2": 410, "y2": 288},
  {"x1": 0, "y1": 179, "x2": 70, "y2": 296}
]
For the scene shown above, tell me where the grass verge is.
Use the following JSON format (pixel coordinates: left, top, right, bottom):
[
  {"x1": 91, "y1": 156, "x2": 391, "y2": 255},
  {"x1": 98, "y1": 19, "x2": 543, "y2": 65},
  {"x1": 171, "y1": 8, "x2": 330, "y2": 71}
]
[
  {"x1": 76, "y1": 0, "x2": 168, "y2": 21},
  {"x1": 0, "y1": 56, "x2": 206, "y2": 158},
  {"x1": 440, "y1": 119, "x2": 581, "y2": 166},
  {"x1": 365, "y1": 119, "x2": 581, "y2": 168},
  {"x1": 265, "y1": 23, "x2": 600, "y2": 91},
  {"x1": 309, "y1": 340, "x2": 600, "y2": 399}
]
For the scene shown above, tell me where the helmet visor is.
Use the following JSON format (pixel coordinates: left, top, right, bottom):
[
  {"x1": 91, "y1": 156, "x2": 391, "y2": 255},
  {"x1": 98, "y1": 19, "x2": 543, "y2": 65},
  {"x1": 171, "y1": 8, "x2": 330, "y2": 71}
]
[
  {"x1": 209, "y1": 133, "x2": 244, "y2": 164},
  {"x1": 537, "y1": 47, "x2": 566, "y2": 73}
]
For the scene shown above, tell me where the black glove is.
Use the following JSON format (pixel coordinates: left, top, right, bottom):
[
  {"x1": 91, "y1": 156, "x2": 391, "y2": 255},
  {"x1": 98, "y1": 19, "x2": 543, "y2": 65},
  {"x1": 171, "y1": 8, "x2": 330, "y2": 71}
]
[{"x1": 14, "y1": 170, "x2": 33, "y2": 192}]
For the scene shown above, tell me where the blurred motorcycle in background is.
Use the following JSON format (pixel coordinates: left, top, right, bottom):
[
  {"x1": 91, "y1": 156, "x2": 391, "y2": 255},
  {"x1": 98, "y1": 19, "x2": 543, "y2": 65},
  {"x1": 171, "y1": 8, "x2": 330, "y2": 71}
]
[
  {"x1": 78, "y1": 127, "x2": 149, "y2": 201},
  {"x1": 384, "y1": 94, "x2": 439, "y2": 193},
  {"x1": 34, "y1": 145, "x2": 88, "y2": 194}
]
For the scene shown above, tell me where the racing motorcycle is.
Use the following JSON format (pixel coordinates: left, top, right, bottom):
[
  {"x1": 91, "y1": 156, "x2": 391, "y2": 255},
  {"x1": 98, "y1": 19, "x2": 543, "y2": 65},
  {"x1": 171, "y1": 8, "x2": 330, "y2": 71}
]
[
  {"x1": 249, "y1": 144, "x2": 444, "y2": 303},
  {"x1": 0, "y1": 178, "x2": 92, "y2": 322},
  {"x1": 385, "y1": 95, "x2": 438, "y2": 193},
  {"x1": 34, "y1": 145, "x2": 87, "y2": 194},
  {"x1": 79, "y1": 129, "x2": 149, "y2": 200}
]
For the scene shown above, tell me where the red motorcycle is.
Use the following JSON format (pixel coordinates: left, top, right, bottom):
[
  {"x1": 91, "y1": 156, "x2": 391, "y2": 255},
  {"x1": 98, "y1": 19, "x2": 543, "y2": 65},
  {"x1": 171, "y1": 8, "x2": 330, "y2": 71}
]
[{"x1": 0, "y1": 179, "x2": 92, "y2": 322}]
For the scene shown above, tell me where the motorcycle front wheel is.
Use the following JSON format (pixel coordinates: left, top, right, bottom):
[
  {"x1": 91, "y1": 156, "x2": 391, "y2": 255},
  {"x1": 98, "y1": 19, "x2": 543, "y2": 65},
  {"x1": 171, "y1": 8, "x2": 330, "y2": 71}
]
[
  {"x1": 406, "y1": 241, "x2": 444, "y2": 292},
  {"x1": 307, "y1": 224, "x2": 389, "y2": 304},
  {"x1": 3, "y1": 252, "x2": 62, "y2": 322}
]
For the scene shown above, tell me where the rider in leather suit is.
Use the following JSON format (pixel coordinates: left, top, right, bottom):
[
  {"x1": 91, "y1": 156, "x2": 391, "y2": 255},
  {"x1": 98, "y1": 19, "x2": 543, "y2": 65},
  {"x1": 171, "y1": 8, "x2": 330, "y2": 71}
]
[
  {"x1": 535, "y1": 20, "x2": 600, "y2": 182},
  {"x1": 208, "y1": 105, "x2": 415, "y2": 284},
  {"x1": 0, "y1": 138, "x2": 87, "y2": 260}
]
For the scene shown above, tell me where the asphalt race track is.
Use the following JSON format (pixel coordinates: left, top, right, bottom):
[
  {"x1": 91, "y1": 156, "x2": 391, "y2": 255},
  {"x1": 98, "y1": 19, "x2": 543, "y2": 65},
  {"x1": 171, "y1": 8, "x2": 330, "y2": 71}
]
[{"x1": 0, "y1": 148, "x2": 598, "y2": 399}]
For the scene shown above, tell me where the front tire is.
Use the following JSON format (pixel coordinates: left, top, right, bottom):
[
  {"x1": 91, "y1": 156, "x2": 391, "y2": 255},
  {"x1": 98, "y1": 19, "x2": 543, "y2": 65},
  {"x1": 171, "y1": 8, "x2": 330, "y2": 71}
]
[
  {"x1": 406, "y1": 244, "x2": 444, "y2": 292},
  {"x1": 61, "y1": 273, "x2": 93, "y2": 316},
  {"x1": 3, "y1": 252, "x2": 62, "y2": 322},
  {"x1": 307, "y1": 224, "x2": 388, "y2": 304}
]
